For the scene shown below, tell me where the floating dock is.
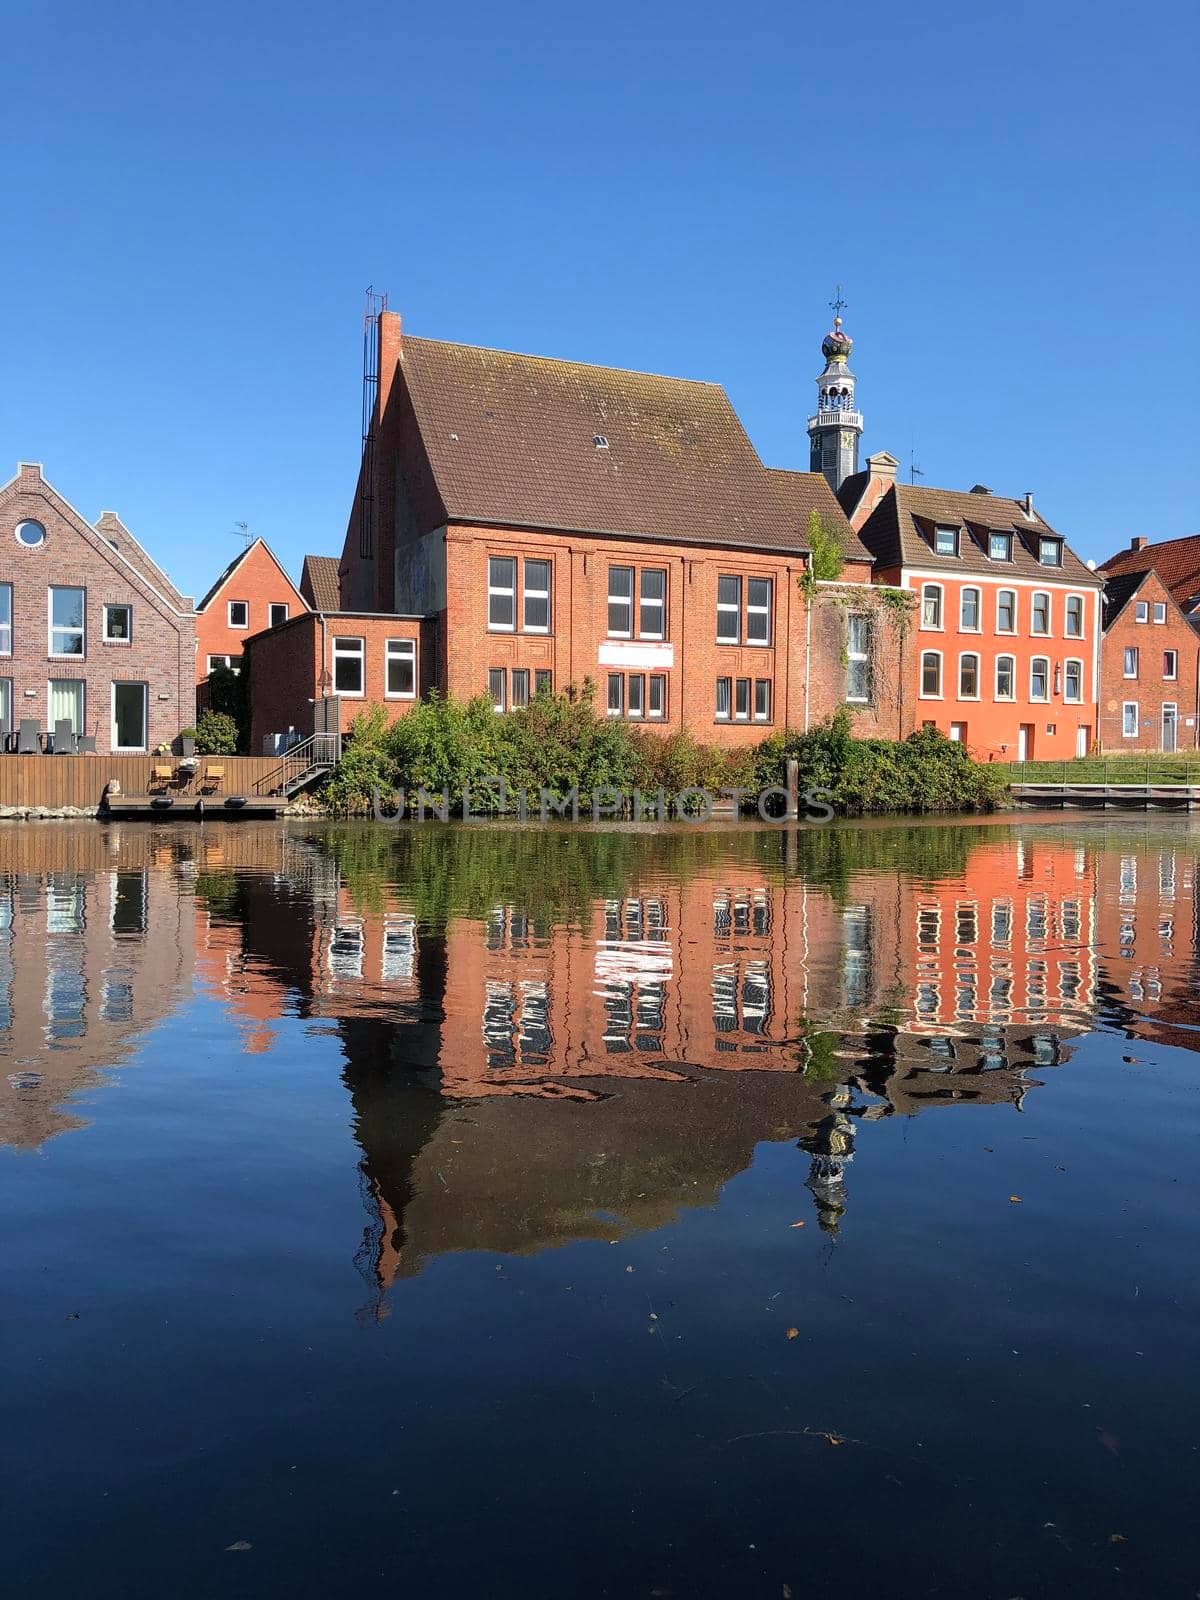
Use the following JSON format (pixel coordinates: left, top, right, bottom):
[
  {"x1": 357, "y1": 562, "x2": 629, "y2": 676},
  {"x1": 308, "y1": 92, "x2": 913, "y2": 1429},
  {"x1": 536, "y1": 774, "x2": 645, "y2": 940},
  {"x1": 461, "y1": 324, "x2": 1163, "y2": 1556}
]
[
  {"x1": 101, "y1": 794, "x2": 284, "y2": 820},
  {"x1": 1012, "y1": 783, "x2": 1200, "y2": 811}
]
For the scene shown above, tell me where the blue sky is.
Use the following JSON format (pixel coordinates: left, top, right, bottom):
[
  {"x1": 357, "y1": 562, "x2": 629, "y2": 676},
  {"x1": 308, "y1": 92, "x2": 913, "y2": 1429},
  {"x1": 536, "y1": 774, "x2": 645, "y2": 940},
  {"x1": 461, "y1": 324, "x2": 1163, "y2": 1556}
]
[{"x1": 2, "y1": 0, "x2": 1196, "y2": 601}]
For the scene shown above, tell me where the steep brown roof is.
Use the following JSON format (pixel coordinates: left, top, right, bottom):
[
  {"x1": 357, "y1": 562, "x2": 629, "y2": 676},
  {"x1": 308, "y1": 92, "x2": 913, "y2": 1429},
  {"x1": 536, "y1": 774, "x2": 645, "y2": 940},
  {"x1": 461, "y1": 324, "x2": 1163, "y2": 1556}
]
[
  {"x1": 1098, "y1": 534, "x2": 1200, "y2": 611},
  {"x1": 398, "y1": 336, "x2": 811, "y2": 554},
  {"x1": 301, "y1": 554, "x2": 342, "y2": 612},
  {"x1": 766, "y1": 469, "x2": 872, "y2": 562},
  {"x1": 845, "y1": 480, "x2": 1101, "y2": 586}
]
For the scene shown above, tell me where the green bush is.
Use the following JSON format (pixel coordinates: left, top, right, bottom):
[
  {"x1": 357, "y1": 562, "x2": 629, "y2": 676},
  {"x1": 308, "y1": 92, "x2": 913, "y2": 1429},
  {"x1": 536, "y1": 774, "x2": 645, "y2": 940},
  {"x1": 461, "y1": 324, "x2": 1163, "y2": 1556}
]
[{"x1": 194, "y1": 710, "x2": 239, "y2": 756}]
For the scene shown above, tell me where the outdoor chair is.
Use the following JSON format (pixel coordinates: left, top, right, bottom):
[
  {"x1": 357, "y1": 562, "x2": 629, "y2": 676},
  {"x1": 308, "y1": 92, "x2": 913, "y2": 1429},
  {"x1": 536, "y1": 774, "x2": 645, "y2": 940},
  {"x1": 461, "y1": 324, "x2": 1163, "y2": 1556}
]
[
  {"x1": 17, "y1": 720, "x2": 41, "y2": 755},
  {"x1": 77, "y1": 735, "x2": 97, "y2": 754},
  {"x1": 148, "y1": 764, "x2": 175, "y2": 793},
  {"x1": 199, "y1": 764, "x2": 225, "y2": 794},
  {"x1": 52, "y1": 719, "x2": 76, "y2": 754}
]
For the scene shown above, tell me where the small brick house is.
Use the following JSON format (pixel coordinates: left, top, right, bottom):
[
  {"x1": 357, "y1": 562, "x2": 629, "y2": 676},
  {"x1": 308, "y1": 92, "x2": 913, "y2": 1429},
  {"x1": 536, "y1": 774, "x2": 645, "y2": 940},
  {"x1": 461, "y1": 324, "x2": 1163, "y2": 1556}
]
[
  {"x1": 0, "y1": 462, "x2": 194, "y2": 754},
  {"x1": 1098, "y1": 569, "x2": 1198, "y2": 751},
  {"x1": 194, "y1": 537, "x2": 307, "y2": 691}
]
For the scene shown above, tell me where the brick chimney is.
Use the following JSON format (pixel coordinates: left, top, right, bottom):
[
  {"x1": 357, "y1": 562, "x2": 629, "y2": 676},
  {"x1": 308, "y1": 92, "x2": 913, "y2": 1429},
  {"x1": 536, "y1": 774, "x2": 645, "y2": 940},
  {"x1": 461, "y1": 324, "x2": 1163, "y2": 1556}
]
[
  {"x1": 866, "y1": 451, "x2": 899, "y2": 483},
  {"x1": 1130, "y1": 535, "x2": 1149, "y2": 551}
]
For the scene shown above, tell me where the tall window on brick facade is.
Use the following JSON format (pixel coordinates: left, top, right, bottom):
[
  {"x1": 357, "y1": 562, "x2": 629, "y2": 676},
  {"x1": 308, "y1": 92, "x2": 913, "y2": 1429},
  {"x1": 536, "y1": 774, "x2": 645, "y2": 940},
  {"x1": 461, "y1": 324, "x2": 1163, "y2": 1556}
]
[
  {"x1": 0, "y1": 678, "x2": 10, "y2": 734},
  {"x1": 49, "y1": 587, "x2": 85, "y2": 657},
  {"x1": 1124, "y1": 646, "x2": 1139, "y2": 677},
  {"x1": 920, "y1": 651, "x2": 942, "y2": 697},
  {"x1": 488, "y1": 668, "x2": 506, "y2": 713},
  {"x1": 1154, "y1": 602, "x2": 1167, "y2": 623},
  {"x1": 0, "y1": 584, "x2": 11, "y2": 655},
  {"x1": 716, "y1": 576, "x2": 741, "y2": 642},
  {"x1": 511, "y1": 669, "x2": 530, "y2": 708},
  {"x1": 332, "y1": 636, "x2": 364, "y2": 694},
  {"x1": 627, "y1": 674, "x2": 644, "y2": 718},
  {"x1": 1123, "y1": 702, "x2": 1138, "y2": 737},
  {"x1": 734, "y1": 678, "x2": 751, "y2": 720},
  {"x1": 960, "y1": 588, "x2": 981, "y2": 630},
  {"x1": 1030, "y1": 657, "x2": 1050, "y2": 701},
  {"x1": 846, "y1": 614, "x2": 871, "y2": 703},
  {"x1": 385, "y1": 639, "x2": 416, "y2": 698},
  {"x1": 1031, "y1": 592, "x2": 1051, "y2": 634},
  {"x1": 523, "y1": 560, "x2": 551, "y2": 632},
  {"x1": 921, "y1": 584, "x2": 942, "y2": 628},
  {"x1": 746, "y1": 578, "x2": 773, "y2": 644},
  {"x1": 488, "y1": 558, "x2": 516, "y2": 630},
  {"x1": 959, "y1": 653, "x2": 980, "y2": 698},
  {"x1": 607, "y1": 673, "x2": 624, "y2": 716},
  {"x1": 995, "y1": 655, "x2": 1015, "y2": 700},
  {"x1": 535, "y1": 669, "x2": 552, "y2": 696},
  {"x1": 1065, "y1": 595, "x2": 1084, "y2": 637},
  {"x1": 1064, "y1": 660, "x2": 1083, "y2": 702},
  {"x1": 754, "y1": 679, "x2": 772, "y2": 721},
  {"x1": 648, "y1": 674, "x2": 666, "y2": 719},
  {"x1": 1164, "y1": 650, "x2": 1178, "y2": 680},
  {"x1": 608, "y1": 566, "x2": 633, "y2": 637},
  {"x1": 997, "y1": 589, "x2": 1016, "y2": 632},
  {"x1": 639, "y1": 569, "x2": 665, "y2": 639},
  {"x1": 715, "y1": 677, "x2": 732, "y2": 719}
]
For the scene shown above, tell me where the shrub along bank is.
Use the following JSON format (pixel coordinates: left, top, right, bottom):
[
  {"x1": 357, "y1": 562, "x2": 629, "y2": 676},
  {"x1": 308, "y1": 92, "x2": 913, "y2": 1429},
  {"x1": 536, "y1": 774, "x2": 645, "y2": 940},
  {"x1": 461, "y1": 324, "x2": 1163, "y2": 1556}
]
[{"x1": 319, "y1": 691, "x2": 1006, "y2": 819}]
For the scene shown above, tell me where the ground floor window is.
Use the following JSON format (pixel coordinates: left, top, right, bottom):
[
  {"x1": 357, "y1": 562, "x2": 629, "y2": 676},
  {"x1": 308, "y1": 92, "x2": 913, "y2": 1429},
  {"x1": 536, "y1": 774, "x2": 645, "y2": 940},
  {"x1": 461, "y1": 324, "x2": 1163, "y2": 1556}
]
[
  {"x1": 489, "y1": 668, "x2": 506, "y2": 713},
  {"x1": 112, "y1": 682, "x2": 148, "y2": 751},
  {"x1": 715, "y1": 677, "x2": 771, "y2": 723},
  {"x1": 1122, "y1": 702, "x2": 1138, "y2": 737},
  {"x1": 332, "y1": 636, "x2": 364, "y2": 695},
  {"x1": 511, "y1": 669, "x2": 530, "y2": 709},
  {"x1": 385, "y1": 638, "x2": 416, "y2": 698},
  {"x1": 0, "y1": 677, "x2": 10, "y2": 733},
  {"x1": 608, "y1": 671, "x2": 666, "y2": 720},
  {"x1": 48, "y1": 679, "x2": 85, "y2": 738},
  {"x1": 489, "y1": 667, "x2": 551, "y2": 711}
]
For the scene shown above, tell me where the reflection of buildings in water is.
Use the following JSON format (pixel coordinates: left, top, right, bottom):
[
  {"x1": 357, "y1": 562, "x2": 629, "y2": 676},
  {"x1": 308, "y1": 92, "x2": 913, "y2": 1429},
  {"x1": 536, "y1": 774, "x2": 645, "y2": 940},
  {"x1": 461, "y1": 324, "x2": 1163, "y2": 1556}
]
[
  {"x1": 1091, "y1": 844, "x2": 1200, "y2": 1050},
  {"x1": 0, "y1": 826, "x2": 195, "y2": 1149}
]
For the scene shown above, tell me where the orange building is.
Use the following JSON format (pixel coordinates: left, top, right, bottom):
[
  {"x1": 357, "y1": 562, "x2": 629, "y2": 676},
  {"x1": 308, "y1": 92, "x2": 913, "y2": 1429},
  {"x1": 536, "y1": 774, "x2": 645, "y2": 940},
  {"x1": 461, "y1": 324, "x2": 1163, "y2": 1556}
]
[{"x1": 194, "y1": 537, "x2": 307, "y2": 691}]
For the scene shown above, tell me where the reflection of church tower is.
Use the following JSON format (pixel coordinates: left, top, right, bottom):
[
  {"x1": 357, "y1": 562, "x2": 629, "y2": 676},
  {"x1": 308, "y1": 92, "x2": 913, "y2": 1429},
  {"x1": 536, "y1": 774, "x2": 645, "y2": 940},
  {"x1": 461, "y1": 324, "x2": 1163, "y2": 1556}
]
[
  {"x1": 799, "y1": 1090, "x2": 857, "y2": 1234},
  {"x1": 807, "y1": 290, "x2": 862, "y2": 493}
]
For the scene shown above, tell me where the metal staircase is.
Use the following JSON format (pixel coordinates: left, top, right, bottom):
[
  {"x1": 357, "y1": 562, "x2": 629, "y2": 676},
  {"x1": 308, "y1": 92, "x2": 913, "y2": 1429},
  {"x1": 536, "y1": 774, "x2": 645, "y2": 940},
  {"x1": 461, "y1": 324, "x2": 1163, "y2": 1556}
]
[{"x1": 254, "y1": 732, "x2": 342, "y2": 799}]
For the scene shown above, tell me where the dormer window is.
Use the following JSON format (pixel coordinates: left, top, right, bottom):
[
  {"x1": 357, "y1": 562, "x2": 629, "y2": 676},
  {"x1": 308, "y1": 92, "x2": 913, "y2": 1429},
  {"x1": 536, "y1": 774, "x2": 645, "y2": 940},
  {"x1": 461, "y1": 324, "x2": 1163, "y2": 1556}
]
[
  {"x1": 1038, "y1": 537, "x2": 1063, "y2": 567},
  {"x1": 988, "y1": 532, "x2": 1013, "y2": 561},
  {"x1": 933, "y1": 525, "x2": 959, "y2": 556}
]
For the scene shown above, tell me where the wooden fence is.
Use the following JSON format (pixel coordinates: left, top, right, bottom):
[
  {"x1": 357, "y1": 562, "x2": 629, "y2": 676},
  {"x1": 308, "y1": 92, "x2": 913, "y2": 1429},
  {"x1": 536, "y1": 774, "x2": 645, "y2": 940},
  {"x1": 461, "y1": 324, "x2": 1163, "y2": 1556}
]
[{"x1": 0, "y1": 755, "x2": 281, "y2": 810}]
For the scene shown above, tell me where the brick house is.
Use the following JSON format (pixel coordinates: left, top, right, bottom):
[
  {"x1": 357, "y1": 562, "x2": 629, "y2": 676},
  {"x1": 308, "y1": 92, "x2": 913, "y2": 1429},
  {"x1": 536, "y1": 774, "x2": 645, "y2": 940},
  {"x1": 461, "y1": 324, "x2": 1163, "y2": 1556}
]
[
  {"x1": 1097, "y1": 569, "x2": 1198, "y2": 750},
  {"x1": 194, "y1": 537, "x2": 307, "y2": 691},
  {"x1": 0, "y1": 462, "x2": 194, "y2": 754},
  {"x1": 1098, "y1": 533, "x2": 1200, "y2": 620},
  {"x1": 285, "y1": 313, "x2": 891, "y2": 752},
  {"x1": 840, "y1": 454, "x2": 1103, "y2": 761}
]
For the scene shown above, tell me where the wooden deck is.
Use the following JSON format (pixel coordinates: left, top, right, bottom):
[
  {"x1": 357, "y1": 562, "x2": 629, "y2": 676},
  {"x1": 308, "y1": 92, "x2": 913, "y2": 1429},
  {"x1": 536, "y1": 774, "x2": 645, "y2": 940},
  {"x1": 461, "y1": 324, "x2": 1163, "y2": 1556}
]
[
  {"x1": 1012, "y1": 783, "x2": 1200, "y2": 811},
  {"x1": 0, "y1": 754, "x2": 279, "y2": 810},
  {"x1": 102, "y1": 793, "x2": 284, "y2": 819}
]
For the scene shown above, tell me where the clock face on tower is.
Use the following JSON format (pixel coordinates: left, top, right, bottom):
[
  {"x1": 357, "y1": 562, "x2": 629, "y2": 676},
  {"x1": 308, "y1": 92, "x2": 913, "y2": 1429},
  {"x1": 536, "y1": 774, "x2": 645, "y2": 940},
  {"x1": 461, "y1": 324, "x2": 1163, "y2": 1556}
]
[{"x1": 841, "y1": 431, "x2": 854, "y2": 449}]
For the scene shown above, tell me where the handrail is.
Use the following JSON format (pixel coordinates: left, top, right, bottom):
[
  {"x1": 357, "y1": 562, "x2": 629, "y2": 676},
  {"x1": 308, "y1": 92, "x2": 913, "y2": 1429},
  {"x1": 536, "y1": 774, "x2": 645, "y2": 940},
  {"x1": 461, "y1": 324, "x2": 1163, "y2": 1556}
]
[{"x1": 254, "y1": 732, "x2": 342, "y2": 795}]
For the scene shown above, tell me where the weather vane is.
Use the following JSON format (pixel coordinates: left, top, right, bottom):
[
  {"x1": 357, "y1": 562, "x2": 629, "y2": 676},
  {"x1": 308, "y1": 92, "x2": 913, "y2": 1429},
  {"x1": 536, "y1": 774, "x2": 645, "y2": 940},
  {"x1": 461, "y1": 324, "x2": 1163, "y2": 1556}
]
[{"x1": 829, "y1": 285, "x2": 847, "y2": 322}]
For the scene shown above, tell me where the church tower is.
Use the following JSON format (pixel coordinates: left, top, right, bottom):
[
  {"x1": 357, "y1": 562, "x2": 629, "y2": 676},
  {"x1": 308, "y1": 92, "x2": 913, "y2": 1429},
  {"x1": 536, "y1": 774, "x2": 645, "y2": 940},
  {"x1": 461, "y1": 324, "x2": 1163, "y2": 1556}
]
[{"x1": 807, "y1": 291, "x2": 862, "y2": 492}]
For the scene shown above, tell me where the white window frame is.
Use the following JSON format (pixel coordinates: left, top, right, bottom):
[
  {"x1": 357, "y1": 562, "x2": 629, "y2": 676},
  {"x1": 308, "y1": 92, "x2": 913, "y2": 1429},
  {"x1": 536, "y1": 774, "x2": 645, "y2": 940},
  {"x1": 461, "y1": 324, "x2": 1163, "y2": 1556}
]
[
  {"x1": 1123, "y1": 646, "x2": 1139, "y2": 678},
  {"x1": 753, "y1": 678, "x2": 772, "y2": 722},
  {"x1": 715, "y1": 676, "x2": 732, "y2": 720},
  {"x1": 102, "y1": 603, "x2": 132, "y2": 643},
  {"x1": 746, "y1": 577, "x2": 773, "y2": 646},
  {"x1": 1063, "y1": 658, "x2": 1084, "y2": 703},
  {"x1": 734, "y1": 677, "x2": 751, "y2": 721},
  {"x1": 47, "y1": 678, "x2": 86, "y2": 739},
  {"x1": 607, "y1": 673, "x2": 624, "y2": 717},
  {"x1": 846, "y1": 613, "x2": 871, "y2": 704},
  {"x1": 648, "y1": 674, "x2": 666, "y2": 720},
  {"x1": 489, "y1": 668, "x2": 507, "y2": 713},
  {"x1": 1164, "y1": 649, "x2": 1178, "y2": 681},
  {"x1": 511, "y1": 668, "x2": 530, "y2": 709},
  {"x1": 919, "y1": 649, "x2": 943, "y2": 699},
  {"x1": 607, "y1": 565, "x2": 634, "y2": 639},
  {"x1": 1153, "y1": 602, "x2": 1167, "y2": 624},
  {"x1": 920, "y1": 583, "x2": 943, "y2": 631},
  {"x1": 110, "y1": 680, "x2": 149, "y2": 753},
  {"x1": 1135, "y1": 601, "x2": 1149, "y2": 623},
  {"x1": 639, "y1": 569, "x2": 666, "y2": 641},
  {"x1": 1031, "y1": 591, "x2": 1052, "y2": 636},
  {"x1": 385, "y1": 638, "x2": 417, "y2": 700},
  {"x1": 958, "y1": 651, "x2": 981, "y2": 700},
  {"x1": 207, "y1": 654, "x2": 239, "y2": 674},
  {"x1": 227, "y1": 599, "x2": 249, "y2": 629},
  {"x1": 48, "y1": 586, "x2": 86, "y2": 658},
  {"x1": 716, "y1": 575, "x2": 742, "y2": 644},
  {"x1": 995, "y1": 654, "x2": 1016, "y2": 701},
  {"x1": 331, "y1": 635, "x2": 365, "y2": 698},
  {"x1": 1064, "y1": 594, "x2": 1085, "y2": 638},
  {"x1": 933, "y1": 525, "x2": 959, "y2": 557},
  {"x1": 996, "y1": 589, "x2": 1017, "y2": 634},
  {"x1": 1030, "y1": 655, "x2": 1050, "y2": 702},
  {"x1": 488, "y1": 557, "x2": 517, "y2": 632},
  {"x1": 0, "y1": 581, "x2": 11, "y2": 655},
  {"x1": 959, "y1": 587, "x2": 981, "y2": 632},
  {"x1": 523, "y1": 558, "x2": 551, "y2": 634},
  {"x1": 1122, "y1": 701, "x2": 1139, "y2": 738},
  {"x1": 269, "y1": 602, "x2": 289, "y2": 628},
  {"x1": 627, "y1": 672, "x2": 644, "y2": 719}
]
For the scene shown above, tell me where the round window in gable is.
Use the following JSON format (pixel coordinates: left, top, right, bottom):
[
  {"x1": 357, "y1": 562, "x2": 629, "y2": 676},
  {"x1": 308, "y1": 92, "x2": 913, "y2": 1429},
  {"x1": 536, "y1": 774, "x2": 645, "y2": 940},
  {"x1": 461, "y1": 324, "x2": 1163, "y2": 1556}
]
[{"x1": 15, "y1": 520, "x2": 46, "y2": 547}]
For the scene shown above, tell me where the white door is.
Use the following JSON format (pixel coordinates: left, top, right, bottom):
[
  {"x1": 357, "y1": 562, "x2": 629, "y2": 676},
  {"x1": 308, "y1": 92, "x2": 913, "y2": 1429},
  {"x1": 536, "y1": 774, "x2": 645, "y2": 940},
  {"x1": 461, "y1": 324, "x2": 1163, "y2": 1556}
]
[
  {"x1": 1162, "y1": 704, "x2": 1178, "y2": 754},
  {"x1": 1017, "y1": 725, "x2": 1029, "y2": 761},
  {"x1": 1076, "y1": 725, "x2": 1089, "y2": 758},
  {"x1": 949, "y1": 722, "x2": 966, "y2": 743},
  {"x1": 112, "y1": 682, "x2": 148, "y2": 752}
]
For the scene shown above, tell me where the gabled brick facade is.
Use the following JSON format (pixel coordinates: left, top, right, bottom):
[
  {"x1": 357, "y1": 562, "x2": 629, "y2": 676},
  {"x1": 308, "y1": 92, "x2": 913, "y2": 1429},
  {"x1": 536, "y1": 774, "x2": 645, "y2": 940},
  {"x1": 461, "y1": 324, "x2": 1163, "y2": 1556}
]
[
  {"x1": 195, "y1": 538, "x2": 306, "y2": 687},
  {"x1": 1098, "y1": 569, "x2": 1198, "y2": 750}
]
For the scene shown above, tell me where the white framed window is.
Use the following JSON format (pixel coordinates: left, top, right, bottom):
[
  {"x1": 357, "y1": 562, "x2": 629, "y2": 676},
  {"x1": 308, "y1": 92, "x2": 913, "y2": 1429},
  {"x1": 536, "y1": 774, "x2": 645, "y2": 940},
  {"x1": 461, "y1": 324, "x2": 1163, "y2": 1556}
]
[
  {"x1": 1031, "y1": 592, "x2": 1051, "y2": 635},
  {"x1": 607, "y1": 672, "x2": 624, "y2": 717},
  {"x1": 1039, "y1": 537, "x2": 1063, "y2": 567},
  {"x1": 523, "y1": 559, "x2": 551, "y2": 633},
  {"x1": 959, "y1": 652, "x2": 980, "y2": 699},
  {"x1": 207, "y1": 653, "x2": 240, "y2": 674},
  {"x1": 269, "y1": 603, "x2": 289, "y2": 628},
  {"x1": 1030, "y1": 656, "x2": 1050, "y2": 701},
  {"x1": 1065, "y1": 595, "x2": 1084, "y2": 637},
  {"x1": 511, "y1": 668, "x2": 530, "y2": 708},
  {"x1": 734, "y1": 677, "x2": 751, "y2": 720},
  {"x1": 1153, "y1": 602, "x2": 1167, "y2": 623},
  {"x1": 331, "y1": 635, "x2": 364, "y2": 695},
  {"x1": 1064, "y1": 659, "x2": 1084, "y2": 702},
  {"x1": 995, "y1": 654, "x2": 1016, "y2": 700},
  {"x1": 227, "y1": 599, "x2": 248, "y2": 628},
  {"x1": 488, "y1": 557, "x2": 516, "y2": 631},
  {"x1": 920, "y1": 650, "x2": 942, "y2": 698},
  {"x1": 15, "y1": 519, "x2": 46, "y2": 548},
  {"x1": 49, "y1": 586, "x2": 85, "y2": 657},
  {"x1": 933, "y1": 525, "x2": 959, "y2": 556},
  {"x1": 627, "y1": 673, "x2": 644, "y2": 719},
  {"x1": 1123, "y1": 702, "x2": 1139, "y2": 737},
  {"x1": 648, "y1": 674, "x2": 666, "y2": 719},
  {"x1": 1135, "y1": 601, "x2": 1149, "y2": 623},
  {"x1": 960, "y1": 587, "x2": 981, "y2": 630},
  {"x1": 715, "y1": 676, "x2": 732, "y2": 720},
  {"x1": 385, "y1": 638, "x2": 416, "y2": 698},
  {"x1": 0, "y1": 583, "x2": 11, "y2": 654},
  {"x1": 1164, "y1": 650, "x2": 1178, "y2": 680},
  {"x1": 754, "y1": 679, "x2": 772, "y2": 721},
  {"x1": 846, "y1": 614, "x2": 871, "y2": 703},
  {"x1": 920, "y1": 583, "x2": 943, "y2": 629},
  {"x1": 746, "y1": 577, "x2": 773, "y2": 645},
  {"x1": 103, "y1": 603, "x2": 132, "y2": 642},
  {"x1": 988, "y1": 531, "x2": 1012, "y2": 561},
  {"x1": 996, "y1": 589, "x2": 1017, "y2": 633},
  {"x1": 717, "y1": 575, "x2": 742, "y2": 643},
  {"x1": 607, "y1": 565, "x2": 633, "y2": 637},
  {"x1": 639, "y1": 569, "x2": 666, "y2": 639},
  {"x1": 1123, "y1": 646, "x2": 1139, "y2": 678},
  {"x1": 489, "y1": 668, "x2": 507, "y2": 713}
]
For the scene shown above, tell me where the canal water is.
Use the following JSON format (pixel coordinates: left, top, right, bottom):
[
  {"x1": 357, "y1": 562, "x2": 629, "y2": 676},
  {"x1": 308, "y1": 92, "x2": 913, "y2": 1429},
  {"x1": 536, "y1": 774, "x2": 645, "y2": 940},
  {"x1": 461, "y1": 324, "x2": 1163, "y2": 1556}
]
[{"x1": 1, "y1": 818, "x2": 1197, "y2": 1598}]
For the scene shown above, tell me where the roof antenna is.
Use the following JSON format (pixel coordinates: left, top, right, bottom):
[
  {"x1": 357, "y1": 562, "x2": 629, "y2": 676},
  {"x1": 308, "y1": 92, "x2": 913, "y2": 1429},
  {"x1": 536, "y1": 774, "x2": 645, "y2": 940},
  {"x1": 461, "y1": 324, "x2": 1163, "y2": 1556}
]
[
  {"x1": 232, "y1": 520, "x2": 252, "y2": 550},
  {"x1": 909, "y1": 446, "x2": 924, "y2": 485}
]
